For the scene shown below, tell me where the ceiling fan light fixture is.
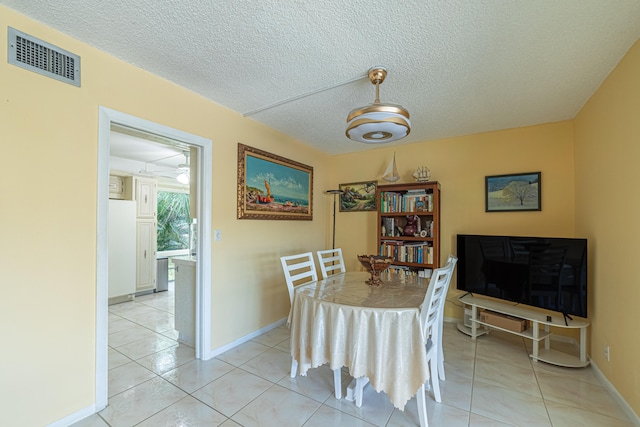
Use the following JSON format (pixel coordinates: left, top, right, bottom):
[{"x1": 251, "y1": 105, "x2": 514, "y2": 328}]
[
  {"x1": 176, "y1": 172, "x2": 190, "y2": 184},
  {"x1": 346, "y1": 67, "x2": 411, "y2": 144},
  {"x1": 176, "y1": 151, "x2": 190, "y2": 184}
]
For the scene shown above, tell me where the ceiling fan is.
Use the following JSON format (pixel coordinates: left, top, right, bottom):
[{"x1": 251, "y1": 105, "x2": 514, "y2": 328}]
[
  {"x1": 243, "y1": 66, "x2": 410, "y2": 144},
  {"x1": 137, "y1": 151, "x2": 190, "y2": 184}
]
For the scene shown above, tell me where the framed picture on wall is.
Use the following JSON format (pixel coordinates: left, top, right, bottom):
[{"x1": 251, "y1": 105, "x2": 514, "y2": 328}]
[
  {"x1": 338, "y1": 181, "x2": 377, "y2": 212},
  {"x1": 485, "y1": 172, "x2": 541, "y2": 212},
  {"x1": 237, "y1": 143, "x2": 313, "y2": 220}
]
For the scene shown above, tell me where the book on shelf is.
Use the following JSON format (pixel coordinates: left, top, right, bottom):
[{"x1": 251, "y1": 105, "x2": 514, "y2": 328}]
[
  {"x1": 380, "y1": 240, "x2": 404, "y2": 259},
  {"x1": 380, "y1": 190, "x2": 434, "y2": 213},
  {"x1": 418, "y1": 268, "x2": 432, "y2": 278},
  {"x1": 380, "y1": 241, "x2": 434, "y2": 264},
  {"x1": 381, "y1": 240, "x2": 404, "y2": 246},
  {"x1": 380, "y1": 190, "x2": 433, "y2": 213},
  {"x1": 415, "y1": 193, "x2": 433, "y2": 212},
  {"x1": 381, "y1": 217, "x2": 395, "y2": 236},
  {"x1": 387, "y1": 265, "x2": 433, "y2": 278},
  {"x1": 389, "y1": 265, "x2": 417, "y2": 277},
  {"x1": 388, "y1": 265, "x2": 416, "y2": 277},
  {"x1": 380, "y1": 191, "x2": 401, "y2": 213},
  {"x1": 403, "y1": 189, "x2": 425, "y2": 212}
]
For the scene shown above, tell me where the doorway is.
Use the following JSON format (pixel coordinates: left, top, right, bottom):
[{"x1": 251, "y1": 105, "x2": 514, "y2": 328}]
[{"x1": 96, "y1": 107, "x2": 213, "y2": 411}]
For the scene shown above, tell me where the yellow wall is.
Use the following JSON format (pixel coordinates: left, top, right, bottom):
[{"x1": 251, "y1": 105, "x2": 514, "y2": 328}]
[
  {"x1": 331, "y1": 121, "x2": 576, "y2": 321},
  {"x1": 1, "y1": 5, "x2": 638, "y2": 425},
  {"x1": 574, "y1": 38, "x2": 640, "y2": 417},
  {"x1": 0, "y1": 7, "x2": 332, "y2": 426}
]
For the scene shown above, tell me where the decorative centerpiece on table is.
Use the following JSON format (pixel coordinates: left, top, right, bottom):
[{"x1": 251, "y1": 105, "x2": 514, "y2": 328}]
[{"x1": 357, "y1": 255, "x2": 393, "y2": 287}]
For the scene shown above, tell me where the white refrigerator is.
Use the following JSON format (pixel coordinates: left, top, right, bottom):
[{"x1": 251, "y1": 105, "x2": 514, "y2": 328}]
[{"x1": 108, "y1": 199, "x2": 137, "y2": 299}]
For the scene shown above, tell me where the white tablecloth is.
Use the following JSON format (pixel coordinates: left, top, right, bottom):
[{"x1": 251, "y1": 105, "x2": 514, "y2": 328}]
[{"x1": 289, "y1": 271, "x2": 429, "y2": 410}]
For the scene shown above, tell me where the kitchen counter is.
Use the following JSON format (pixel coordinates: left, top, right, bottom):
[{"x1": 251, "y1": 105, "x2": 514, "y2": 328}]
[
  {"x1": 173, "y1": 255, "x2": 196, "y2": 347},
  {"x1": 171, "y1": 255, "x2": 197, "y2": 265}
]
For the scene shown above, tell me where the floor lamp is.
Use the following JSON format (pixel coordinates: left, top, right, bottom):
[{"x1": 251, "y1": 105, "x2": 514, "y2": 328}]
[{"x1": 326, "y1": 189, "x2": 342, "y2": 249}]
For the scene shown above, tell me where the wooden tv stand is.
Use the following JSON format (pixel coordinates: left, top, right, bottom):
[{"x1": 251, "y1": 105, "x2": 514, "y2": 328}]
[{"x1": 457, "y1": 294, "x2": 590, "y2": 368}]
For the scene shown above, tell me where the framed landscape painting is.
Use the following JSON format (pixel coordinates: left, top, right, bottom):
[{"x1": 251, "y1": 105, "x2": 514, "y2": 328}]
[
  {"x1": 237, "y1": 144, "x2": 313, "y2": 220},
  {"x1": 485, "y1": 172, "x2": 541, "y2": 212},
  {"x1": 338, "y1": 181, "x2": 377, "y2": 212}
]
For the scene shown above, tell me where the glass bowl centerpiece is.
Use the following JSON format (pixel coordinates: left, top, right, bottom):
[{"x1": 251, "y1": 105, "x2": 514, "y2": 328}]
[{"x1": 357, "y1": 255, "x2": 393, "y2": 287}]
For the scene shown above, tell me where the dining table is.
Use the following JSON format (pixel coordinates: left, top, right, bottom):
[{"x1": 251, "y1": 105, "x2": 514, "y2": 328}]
[{"x1": 289, "y1": 270, "x2": 431, "y2": 410}]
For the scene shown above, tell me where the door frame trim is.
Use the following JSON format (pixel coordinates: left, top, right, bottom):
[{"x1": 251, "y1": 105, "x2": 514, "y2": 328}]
[{"x1": 96, "y1": 107, "x2": 213, "y2": 410}]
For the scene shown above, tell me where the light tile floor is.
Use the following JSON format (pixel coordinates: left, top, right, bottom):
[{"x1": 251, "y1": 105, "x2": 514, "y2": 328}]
[{"x1": 72, "y1": 285, "x2": 635, "y2": 426}]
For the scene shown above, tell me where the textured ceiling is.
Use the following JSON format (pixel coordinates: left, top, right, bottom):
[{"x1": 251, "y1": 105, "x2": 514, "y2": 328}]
[{"x1": 4, "y1": 1, "x2": 640, "y2": 155}]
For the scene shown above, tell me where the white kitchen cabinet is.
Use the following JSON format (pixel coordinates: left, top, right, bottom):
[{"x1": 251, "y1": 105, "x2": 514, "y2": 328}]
[
  {"x1": 136, "y1": 219, "x2": 157, "y2": 293},
  {"x1": 135, "y1": 176, "x2": 157, "y2": 219},
  {"x1": 109, "y1": 174, "x2": 133, "y2": 200},
  {"x1": 133, "y1": 176, "x2": 157, "y2": 293},
  {"x1": 173, "y1": 256, "x2": 196, "y2": 347},
  {"x1": 109, "y1": 175, "x2": 125, "y2": 199}
]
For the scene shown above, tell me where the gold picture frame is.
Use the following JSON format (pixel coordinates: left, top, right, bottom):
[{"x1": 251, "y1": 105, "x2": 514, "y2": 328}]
[{"x1": 237, "y1": 143, "x2": 313, "y2": 220}]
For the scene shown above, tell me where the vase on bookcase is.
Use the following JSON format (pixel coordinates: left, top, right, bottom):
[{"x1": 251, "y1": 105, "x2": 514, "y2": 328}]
[{"x1": 403, "y1": 215, "x2": 418, "y2": 236}]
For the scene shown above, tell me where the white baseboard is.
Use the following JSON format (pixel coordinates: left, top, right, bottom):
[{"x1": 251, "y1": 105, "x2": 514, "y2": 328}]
[
  {"x1": 589, "y1": 360, "x2": 640, "y2": 426},
  {"x1": 206, "y1": 317, "x2": 287, "y2": 359},
  {"x1": 108, "y1": 294, "x2": 134, "y2": 305},
  {"x1": 46, "y1": 404, "x2": 96, "y2": 427}
]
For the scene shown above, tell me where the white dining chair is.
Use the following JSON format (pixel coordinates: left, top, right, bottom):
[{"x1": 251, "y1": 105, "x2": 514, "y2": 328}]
[
  {"x1": 281, "y1": 252, "x2": 318, "y2": 307},
  {"x1": 415, "y1": 263, "x2": 452, "y2": 427},
  {"x1": 280, "y1": 252, "x2": 342, "y2": 398},
  {"x1": 436, "y1": 255, "x2": 457, "y2": 382},
  {"x1": 351, "y1": 261, "x2": 455, "y2": 411},
  {"x1": 280, "y1": 252, "x2": 317, "y2": 379},
  {"x1": 316, "y1": 248, "x2": 346, "y2": 279}
]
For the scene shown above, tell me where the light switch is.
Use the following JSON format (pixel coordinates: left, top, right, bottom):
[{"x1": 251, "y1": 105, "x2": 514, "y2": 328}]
[{"x1": 214, "y1": 229, "x2": 222, "y2": 241}]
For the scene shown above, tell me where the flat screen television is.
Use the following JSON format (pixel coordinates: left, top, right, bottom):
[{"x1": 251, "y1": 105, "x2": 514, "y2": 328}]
[{"x1": 456, "y1": 234, "x2": 587, "y2": 318}]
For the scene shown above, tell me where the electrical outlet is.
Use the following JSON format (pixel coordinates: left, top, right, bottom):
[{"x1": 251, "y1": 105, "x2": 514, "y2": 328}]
[{"x1": 604, "y1": 345, "x2": 610, "y2": 362}]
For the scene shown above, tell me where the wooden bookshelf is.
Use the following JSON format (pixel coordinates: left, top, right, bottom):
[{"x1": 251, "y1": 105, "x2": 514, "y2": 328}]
[{"x1": 377, "y1": 181, "x2": 441, "y2": 277}]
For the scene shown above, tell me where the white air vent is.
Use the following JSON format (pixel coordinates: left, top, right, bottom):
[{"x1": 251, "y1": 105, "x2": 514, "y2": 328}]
[{"x1": 8, "y1": 27, "x2": 80, "y2": 87}]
